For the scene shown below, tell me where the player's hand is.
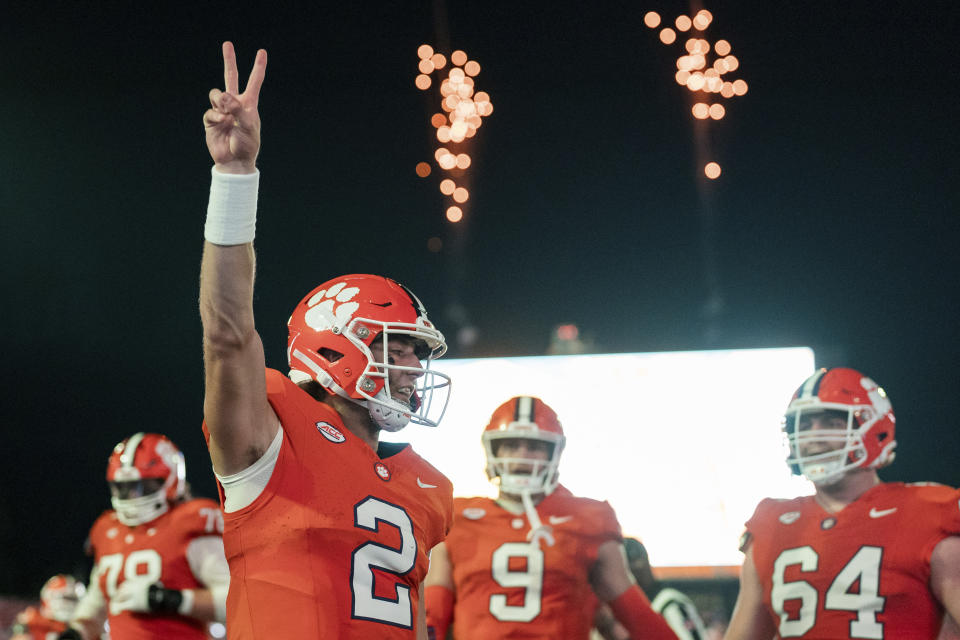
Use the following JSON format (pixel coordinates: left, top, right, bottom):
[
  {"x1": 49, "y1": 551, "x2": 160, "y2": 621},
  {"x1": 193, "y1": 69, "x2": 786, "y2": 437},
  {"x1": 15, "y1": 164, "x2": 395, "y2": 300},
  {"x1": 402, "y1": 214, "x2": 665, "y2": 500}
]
[
  {"x1": 203, "y1": 41, "x2": 267, "y2": 174},
  {"x1": 109, "y1": 575, "x2": 153, "y2": 615}
]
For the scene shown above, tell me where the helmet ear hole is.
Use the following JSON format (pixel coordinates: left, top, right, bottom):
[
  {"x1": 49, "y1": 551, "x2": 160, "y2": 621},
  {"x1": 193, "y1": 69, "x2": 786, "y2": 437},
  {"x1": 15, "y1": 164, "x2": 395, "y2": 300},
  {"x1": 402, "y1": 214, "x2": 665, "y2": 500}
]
[{"x1": 318, "y1": 347, "x2": 344, "y2": 363}]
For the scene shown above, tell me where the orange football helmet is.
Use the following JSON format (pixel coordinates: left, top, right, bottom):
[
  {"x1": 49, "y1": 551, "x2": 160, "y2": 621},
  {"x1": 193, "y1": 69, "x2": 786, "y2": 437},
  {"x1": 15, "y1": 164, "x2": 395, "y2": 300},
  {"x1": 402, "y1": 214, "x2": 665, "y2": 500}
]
[
  {"x1": 783, "y1": 367, "x2": 896, "y2": 485},
  {"x1": 106, "y1": 433, "x2": 186, "y2": 525},
  {"x1": 286, "y1": 274, "x2": 450, "y2": 431},
  {"x1": 482, "y1": 396, "x2": 566, "y2": 496},
  {"x1": 40, "y1": 574, "x2": 85, "y2": 622}
]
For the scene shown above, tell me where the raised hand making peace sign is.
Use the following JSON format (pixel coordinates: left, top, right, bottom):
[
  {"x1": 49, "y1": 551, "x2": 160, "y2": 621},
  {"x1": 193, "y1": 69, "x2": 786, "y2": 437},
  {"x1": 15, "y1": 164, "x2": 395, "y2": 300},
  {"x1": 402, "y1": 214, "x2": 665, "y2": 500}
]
[{"x1": 203, "y1": 42, "x2": 267, "y2": 174}]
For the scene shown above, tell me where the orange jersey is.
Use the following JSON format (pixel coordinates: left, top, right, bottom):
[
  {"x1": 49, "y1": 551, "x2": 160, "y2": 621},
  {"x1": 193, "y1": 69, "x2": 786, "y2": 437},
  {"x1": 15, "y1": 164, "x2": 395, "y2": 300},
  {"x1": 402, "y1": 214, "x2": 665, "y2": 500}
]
[
  {"x1": 11, "y1": 606, "x2": 66, "y2": 640},
  {"x1": 211, "y1": 369, "x2": 454, "y2": 639},
  {"x1": 745, "y1": 482, "x2": 960, "y2": 639},
  {"x1": 445, "y1": 490, "x2": 621, "y2": 639},
  {"x1": 87, "y1": 498, "x2": 222, "y2": 640}
]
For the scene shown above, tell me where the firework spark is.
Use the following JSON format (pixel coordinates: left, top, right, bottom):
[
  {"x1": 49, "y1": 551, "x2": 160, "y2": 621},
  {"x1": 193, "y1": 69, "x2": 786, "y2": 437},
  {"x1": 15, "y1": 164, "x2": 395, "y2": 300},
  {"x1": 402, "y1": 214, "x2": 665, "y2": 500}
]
[
  {"x1": 646, "y1": 8, "x2": 747, "y2": 178},
  {"x1": 415, "y1": 45, "x2": 494, "y2": 222}
]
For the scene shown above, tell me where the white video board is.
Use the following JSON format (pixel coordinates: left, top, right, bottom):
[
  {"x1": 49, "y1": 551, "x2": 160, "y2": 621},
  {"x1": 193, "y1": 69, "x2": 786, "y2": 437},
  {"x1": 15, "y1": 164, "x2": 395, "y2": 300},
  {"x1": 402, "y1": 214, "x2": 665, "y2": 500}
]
[{"x1": 383, "y1": 347, "x2": 816, "y2": 568}]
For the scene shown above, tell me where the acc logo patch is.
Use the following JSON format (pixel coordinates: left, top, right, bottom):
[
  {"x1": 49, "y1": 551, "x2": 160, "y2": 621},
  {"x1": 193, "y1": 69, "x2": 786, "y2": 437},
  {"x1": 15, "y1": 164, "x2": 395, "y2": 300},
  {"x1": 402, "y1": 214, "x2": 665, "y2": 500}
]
[
  {"x1": 778, "y1": 511, "x2": 801, "y2": 525},
  {"x1": 462, "y1": 508, "x2": 486, "y2": 520},
  {"x1": 316, "y1": 421, "x2": 346, "y2": 443},
  {"x1": 374, "y1": 462, "x2": 391, "y2": 481}
]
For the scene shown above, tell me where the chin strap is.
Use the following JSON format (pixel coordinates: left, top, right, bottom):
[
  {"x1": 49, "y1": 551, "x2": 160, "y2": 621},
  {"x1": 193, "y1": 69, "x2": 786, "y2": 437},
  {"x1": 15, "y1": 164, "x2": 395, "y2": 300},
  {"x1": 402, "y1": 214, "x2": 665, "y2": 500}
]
[{"x1": 520, "y1": 490, "x2": 555, "y2": 548}]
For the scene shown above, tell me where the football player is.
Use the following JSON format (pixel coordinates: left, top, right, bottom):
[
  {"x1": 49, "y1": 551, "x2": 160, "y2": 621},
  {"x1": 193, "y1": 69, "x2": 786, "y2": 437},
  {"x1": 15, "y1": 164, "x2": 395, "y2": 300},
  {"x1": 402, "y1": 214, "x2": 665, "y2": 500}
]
[
  {"x1": 59, "y1": 433, "x2": 229, "y2": 640},
  {"x1": 10, "y1": 575, "x2": 83, "y2": 640},
  {"x1": 424, "y1": 396, "x2": 677, "y2": 639},
  {"x1": 198, "y1": 42, "x2": 453, "y2": 638},
  {"x1": 724, "y1": 367, "x2": 960, "y2": 639}
]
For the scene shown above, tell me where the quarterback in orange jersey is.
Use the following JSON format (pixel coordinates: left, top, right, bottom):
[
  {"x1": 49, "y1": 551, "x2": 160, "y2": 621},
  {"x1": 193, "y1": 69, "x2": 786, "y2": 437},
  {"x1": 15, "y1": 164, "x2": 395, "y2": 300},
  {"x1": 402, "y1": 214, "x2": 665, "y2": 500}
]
[
  {"x1": 725, "y1": 368, "x2": 960, "y2": 640},
  {"x1": 424, "y1": 396, "x2": 677, "y2": 639},
  {"x1": 10, "y1": 575, "x2": 82, "y2": 640},
  {"x1": 59, "y1": 433, "x2": 229, "y2": 640},
  {"x1": 198, "y1": 43, "x2": 453, "y2": 638}
]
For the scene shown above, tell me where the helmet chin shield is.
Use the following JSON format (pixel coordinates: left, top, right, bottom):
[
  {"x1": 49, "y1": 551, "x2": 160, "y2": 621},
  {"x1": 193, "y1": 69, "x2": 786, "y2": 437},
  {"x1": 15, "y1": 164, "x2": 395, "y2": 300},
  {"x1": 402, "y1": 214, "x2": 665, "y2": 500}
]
[{"x1": 111, "y1": 490, "x2": 170, "y2": 526}]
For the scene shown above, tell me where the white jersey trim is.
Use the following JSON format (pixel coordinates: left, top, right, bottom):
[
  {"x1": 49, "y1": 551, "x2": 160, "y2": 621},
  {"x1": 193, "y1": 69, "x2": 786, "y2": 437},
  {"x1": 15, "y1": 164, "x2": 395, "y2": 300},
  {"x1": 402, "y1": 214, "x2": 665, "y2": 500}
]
[{"x1": 215, "y1": 426, "x2": 283, "y2": 513}]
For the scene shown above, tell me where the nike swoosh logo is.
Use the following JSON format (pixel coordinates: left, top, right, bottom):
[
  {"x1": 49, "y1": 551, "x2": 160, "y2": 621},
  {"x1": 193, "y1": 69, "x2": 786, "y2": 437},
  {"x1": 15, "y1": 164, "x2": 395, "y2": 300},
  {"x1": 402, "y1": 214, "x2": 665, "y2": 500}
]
[
  {"x1": 548, "y1": 515, "x2": 573, "y2": 525},
  {"x1": 869, "y1": 507, "x2": 897, "y2": 518},
  {"x1": 417, "y1": 478, "x2": 437, "y2": 489}
]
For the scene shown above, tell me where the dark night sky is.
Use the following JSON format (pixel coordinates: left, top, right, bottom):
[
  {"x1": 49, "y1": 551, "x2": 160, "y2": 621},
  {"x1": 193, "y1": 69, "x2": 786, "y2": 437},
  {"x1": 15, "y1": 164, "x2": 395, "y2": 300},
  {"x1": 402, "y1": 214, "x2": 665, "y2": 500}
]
[{"x1": 2, "y1": 1, "x2": 958, "y2": 597}]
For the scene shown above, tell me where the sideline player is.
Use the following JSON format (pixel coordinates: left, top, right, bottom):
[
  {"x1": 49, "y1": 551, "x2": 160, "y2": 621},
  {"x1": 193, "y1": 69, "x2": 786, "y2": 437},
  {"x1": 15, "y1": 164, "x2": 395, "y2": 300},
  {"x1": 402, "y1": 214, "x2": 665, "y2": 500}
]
[
  {"x1": 60, "y1": 433, "x2": 228, "y2": 640},
  {"x1": 724, "y1": 367, "x2": 960, "y2": 639},
  {"x1": 199, "y1": 42, "x2": 454, "y2": 638},
  {"x1": 10, "y1": 575, "x2": 83, "y2": 640},
  {"x1": 424, "y1": 396, "x2": 677, "y2": 639}
]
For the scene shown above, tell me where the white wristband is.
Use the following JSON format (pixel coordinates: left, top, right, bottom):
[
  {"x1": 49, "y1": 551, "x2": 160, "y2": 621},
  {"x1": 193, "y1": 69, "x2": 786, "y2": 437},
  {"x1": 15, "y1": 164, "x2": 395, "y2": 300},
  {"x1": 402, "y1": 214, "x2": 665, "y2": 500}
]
[
  {"x1": 177, "y1": 588, "x2": 195, "y2": 616},
  {"x1": 204, "y1": 167, "x2": 259, "y2": 245}
]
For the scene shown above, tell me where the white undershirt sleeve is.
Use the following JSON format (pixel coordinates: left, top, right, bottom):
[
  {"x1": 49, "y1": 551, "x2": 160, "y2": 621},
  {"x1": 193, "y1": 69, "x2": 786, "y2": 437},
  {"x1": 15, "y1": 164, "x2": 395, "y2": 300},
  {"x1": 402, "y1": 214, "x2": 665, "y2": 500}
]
[
  {"x1": 214, "y1": 425, "x2": 283, "y2": 513},
  {"x1": 186, "y1": 535, "x2": 230, "y2": 622}
]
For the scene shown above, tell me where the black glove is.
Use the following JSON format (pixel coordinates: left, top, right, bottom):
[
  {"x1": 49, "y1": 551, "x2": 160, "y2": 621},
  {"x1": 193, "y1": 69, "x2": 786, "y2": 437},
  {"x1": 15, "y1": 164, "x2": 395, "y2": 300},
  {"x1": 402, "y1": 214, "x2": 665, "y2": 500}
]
[
  {"x1": 147, "y1": 583, "x2": 184, "y2": 614},
  {"x1": 57, "y1": 629, "x2": 83, "y2": 640}
]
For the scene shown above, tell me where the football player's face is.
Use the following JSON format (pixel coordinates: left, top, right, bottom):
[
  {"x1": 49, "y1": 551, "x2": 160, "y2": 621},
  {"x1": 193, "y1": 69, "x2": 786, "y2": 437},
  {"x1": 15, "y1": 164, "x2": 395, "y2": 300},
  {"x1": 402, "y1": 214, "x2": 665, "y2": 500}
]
[
  {"x1": 495, "y1": 438, "x2": 551, "y2": 474},
  {"x1": 369, "y1": 336, "x2": 424, "y2": 405},
  {"x1": 797, "y1": 409, "x2": 848, "y2": 455}
]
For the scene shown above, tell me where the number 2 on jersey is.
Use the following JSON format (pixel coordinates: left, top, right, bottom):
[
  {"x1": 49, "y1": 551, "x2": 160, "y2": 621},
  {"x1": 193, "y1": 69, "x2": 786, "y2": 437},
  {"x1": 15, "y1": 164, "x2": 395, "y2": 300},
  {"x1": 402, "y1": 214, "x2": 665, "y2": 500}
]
[
  {"x1": 772, "y1": 545, "x2": 885, "y2": 638},
  {"x1": 489, "y1": 542, "x2": 545, "y2": 622},
  {"x1": 351, "y1": 497, "x2": 418, "y2": 629}
]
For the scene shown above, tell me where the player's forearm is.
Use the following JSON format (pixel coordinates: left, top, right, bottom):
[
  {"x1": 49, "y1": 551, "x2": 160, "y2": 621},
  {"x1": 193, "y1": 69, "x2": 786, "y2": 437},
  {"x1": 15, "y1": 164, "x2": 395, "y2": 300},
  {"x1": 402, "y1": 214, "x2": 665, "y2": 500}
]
[
  {"x1": 184, "y1": 587, "x2": 221, "y2": 622},
  {"x1": 200, "y1": 242, "x2": 257, "y2": 354}
]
